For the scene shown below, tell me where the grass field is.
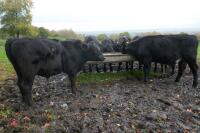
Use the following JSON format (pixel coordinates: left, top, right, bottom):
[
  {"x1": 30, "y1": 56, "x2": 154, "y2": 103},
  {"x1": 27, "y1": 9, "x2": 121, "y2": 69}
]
[
  {"x1": 0, "y1": 39, "x2": 15, "y2": 82},
  {"x1": 0, "y1": 39, "x2": 200, "y2": 84},
  {"x1": 198, "y1": 45, "x2": 200, "y2": 58}
]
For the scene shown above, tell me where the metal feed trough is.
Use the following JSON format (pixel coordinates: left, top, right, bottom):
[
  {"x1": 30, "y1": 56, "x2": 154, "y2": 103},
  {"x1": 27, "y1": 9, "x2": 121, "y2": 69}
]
[
  {"x1": 84, "y1": 52, "x2": 135, "y2": 72},
  {"x1": 84, "y1": 52, "x2": 172, "y2": 73},
  {"x1": 87, "y1": 52, "x2": 134, "y2": 64}
]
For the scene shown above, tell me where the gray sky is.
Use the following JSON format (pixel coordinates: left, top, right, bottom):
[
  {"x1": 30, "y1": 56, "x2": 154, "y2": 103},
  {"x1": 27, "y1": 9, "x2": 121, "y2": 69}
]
[{"x1": 32, "y1": 0, "x2": 200, "y2": 33}]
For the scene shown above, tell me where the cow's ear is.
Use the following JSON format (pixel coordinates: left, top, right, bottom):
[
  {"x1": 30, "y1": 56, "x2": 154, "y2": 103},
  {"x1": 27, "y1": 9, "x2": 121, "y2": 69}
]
[{"x1": 82, "y1": 43, "x2": 89, "y2": 51}]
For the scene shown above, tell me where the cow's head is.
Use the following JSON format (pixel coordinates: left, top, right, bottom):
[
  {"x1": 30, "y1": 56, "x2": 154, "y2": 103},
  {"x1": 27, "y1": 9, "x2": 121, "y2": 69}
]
[
  {"x1": 122, "y1": 41, "x2": 136, "y2": 54},
  {"x1": 118, "y1": 36, "x2": 131, "y2": 45},
  {"x1": 82, "y1": 41, "x2": 105, "y2": 61},
  {"x1": 115, "y1": 36, "x2": 131, "y2": 53}
]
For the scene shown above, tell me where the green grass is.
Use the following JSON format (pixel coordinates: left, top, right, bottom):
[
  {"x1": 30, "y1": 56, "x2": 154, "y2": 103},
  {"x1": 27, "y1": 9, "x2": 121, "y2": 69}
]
[
  {"x1": 0, "y1": 39, "x2": 15, "y2": 82},
  {"x1": 77, "y1": 71, "x2": 159, "y2": 84},
  {"x1": 0, "y1": 39, "x2": 6, "y2": 58},
  {"x1": 198, "y1": 45, "x2": 200, "y2": 59}
]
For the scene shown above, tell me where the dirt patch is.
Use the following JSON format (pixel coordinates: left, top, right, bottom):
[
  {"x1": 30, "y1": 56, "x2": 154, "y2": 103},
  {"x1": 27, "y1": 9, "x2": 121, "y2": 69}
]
[{"x1": 0, "y1": 70, "x2": 200, "y2": 132}]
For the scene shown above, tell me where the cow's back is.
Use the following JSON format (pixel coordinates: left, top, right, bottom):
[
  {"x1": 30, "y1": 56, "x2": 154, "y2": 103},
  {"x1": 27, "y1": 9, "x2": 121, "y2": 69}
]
[
  {"x1": 132, "y1": 36, "x2": 179, "y2": 64},
  {"x1": 61, "y1": 40, "x2": 86, "y2": 73},
  {"x1": 10, "y1": 38, "x2": 63, "y2": 77},
  {"x1": 132, "y1": 35, "x2": 198, "y2": 63},
  {"x1": 167, "y1": 35, "x2": 198, "y2": 60}
]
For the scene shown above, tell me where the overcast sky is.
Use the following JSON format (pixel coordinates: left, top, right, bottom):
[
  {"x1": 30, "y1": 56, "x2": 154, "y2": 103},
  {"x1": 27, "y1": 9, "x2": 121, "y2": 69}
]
[{"x1": 32, "y1": 0, "x2": 200, "y2": 33}]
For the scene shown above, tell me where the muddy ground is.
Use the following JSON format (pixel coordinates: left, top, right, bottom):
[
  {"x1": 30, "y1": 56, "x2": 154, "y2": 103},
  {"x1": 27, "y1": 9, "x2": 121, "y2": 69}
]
[{"x1": 0, "y1": 68, "x2": 200, "y2": 133}]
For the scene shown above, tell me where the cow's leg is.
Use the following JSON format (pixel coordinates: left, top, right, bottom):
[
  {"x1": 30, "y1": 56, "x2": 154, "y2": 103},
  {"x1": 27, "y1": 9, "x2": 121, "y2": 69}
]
[
  {"x1": 143, "y1": 62, "x2": 151, "y2": 82},
  {"x1": 138, "y1": 62, "x2": 142, "y2": 71},
  {"x1": 17, "y1": 76, "x2": 24, "y2": 101},
  {"x1": 161, "y1": 64, "x2": 164, "y2": 73},
  {"x1": 19, "y1": 77, "x2": 34, "y2": 106},
  {"x1": 82, "y1": 65, "x2": 87, "y2": 73},
  {"x1": 89, "y1": 64, "x2": 92, "y2": 72},
  {"x1": 109, "y1": 63, "x2": 113, "y2": 72},
  {"x1": 96, "y1": 64, "x2": 100, "y2": 73},
  {"x1": 117, "y1": 62, "x2": 122, "y2": 71},
  {"x1": 187, "y1": 61, "x2": 198, "y2": 88},
  {"x1": 103, "y1": 63, "x2": 107, "y2": 72},
  {"x1": 170, "y1": 63, "x2": 175, "y2": 76},
  {"x1": 69, "y1": 75, "x2": 77, "y2": 94},
  {"x1": 164, "y1": 65, "x2": 167, "y2": 73},
  {"x1": 131, "y1": 61, "x2": 134, "y2": 70},
  {"x1": 126, "y1": 62, "x2": 129, "y2": 71},
  {"x1": 154, "y1": 62, "x2": 158, "y2": 73},
  {"x1": 175, "y1": 60, "x2": 187, "y2": 82},
  {"x1": 130, "y1": 61, "x2": 134, "y2": 70},
  {"x1": 189, "y1": 67, "x2": 193, "y2": 74}
]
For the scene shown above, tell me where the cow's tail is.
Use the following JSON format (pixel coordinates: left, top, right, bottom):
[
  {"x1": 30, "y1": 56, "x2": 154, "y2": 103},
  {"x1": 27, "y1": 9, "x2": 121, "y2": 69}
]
[
  {"x1": 5, "y1": 38, "x2": 14, "y2": 62},
  {"x1": 5, "y1": 38, "x2": 21, "y2": 77}
]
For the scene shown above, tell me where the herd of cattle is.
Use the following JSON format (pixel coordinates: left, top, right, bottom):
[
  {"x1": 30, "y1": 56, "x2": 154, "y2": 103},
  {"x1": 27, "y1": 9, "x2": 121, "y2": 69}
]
[
  {"x1": 5, "y1": 34, "x2": 199, "y2": 106},
  {"x1": 83, "y1": 35, "x2": 133, "y2": 73}
]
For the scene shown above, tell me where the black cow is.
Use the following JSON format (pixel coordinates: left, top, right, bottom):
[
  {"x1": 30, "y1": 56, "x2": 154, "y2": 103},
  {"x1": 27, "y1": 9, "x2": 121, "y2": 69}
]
[
  {"x1": 113, "y1": 36, "x2": 131, "y2": 52},
  {"x1": 132, "y1": 36, "x2": 175, "y2": 74},
  {"x1": 116, "y1": 36, "x2": 133, "y2": 71},
  {"x1": 102, "y1": 38, "x2": 115, "y2": 53},
  {"x1": 84, "y1": 36, "x2": 103, "y2": 72},
  {"x1": 101, "y1": 38, "x2": 115, "y2": 72},
  {"x1": 84, "y1": 36, "x2": 103, "y2": 51},
  {"x1": 5, "y1": 38, "x2": 104, "y2": 105},
  {"x1": 123, "y1": 34, "x2": 198, "y2": 87}
]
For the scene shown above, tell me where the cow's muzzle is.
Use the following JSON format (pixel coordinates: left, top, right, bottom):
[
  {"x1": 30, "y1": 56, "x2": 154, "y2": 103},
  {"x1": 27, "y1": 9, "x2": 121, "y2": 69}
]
[{"x1": 98, "y1": 55, "x2": 105, "y2": 61}]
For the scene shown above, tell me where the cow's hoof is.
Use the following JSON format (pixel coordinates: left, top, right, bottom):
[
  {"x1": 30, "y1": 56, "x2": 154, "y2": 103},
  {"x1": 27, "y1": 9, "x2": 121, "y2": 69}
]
[
  {"x1": 174, "y1": 78, "x2": 179, "y2": 82},
  {"x1": 192, "y1": 83, "x2": 198, "y2": 88},
  {"x1": 71, "y1": 91, "x2": 82, "y2": 97},
  {"x1": 143, "y1": 79, "x2": 148, "y2": 82},
  {"x1": 71, "y1": 90, "x2": 77, "y2": 95},
  {"x1": 24, "y1": 100, "x2": 33, "y2": 106},
  {"x1": 71, "y1": 88, "x2": 78, "y2": 94},
  {"x1": 170, "y1": 73, "x2": 175, "y2": 76},
  {"x1": 22, "y1": 96, "x2": 33, "y2": 106}
]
